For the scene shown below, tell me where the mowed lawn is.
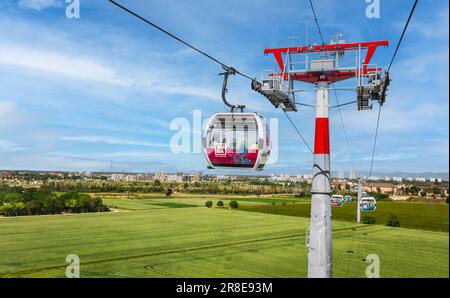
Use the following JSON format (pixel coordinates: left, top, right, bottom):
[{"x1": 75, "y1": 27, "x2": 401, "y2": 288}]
[
  {"x1": 241, "y1": 201, "x2": 450, "y2": 232},
  {"x1": 102, "y1": 195, "x2": 309, "y2": 210},
  {"x1": 0, "y1": 207, "x2": 448, "y2": 278}
]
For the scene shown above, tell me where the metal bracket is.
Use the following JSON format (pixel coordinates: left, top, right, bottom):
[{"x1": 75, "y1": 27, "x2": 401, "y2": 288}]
[{"x1": 219, "y1": 66, "x2": 245, "y2": 113}]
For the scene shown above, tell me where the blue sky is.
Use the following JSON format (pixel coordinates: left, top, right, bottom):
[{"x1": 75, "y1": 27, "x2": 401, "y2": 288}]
[{"x1": 0, "y1": 0, "x2": 448, "y2": 175}]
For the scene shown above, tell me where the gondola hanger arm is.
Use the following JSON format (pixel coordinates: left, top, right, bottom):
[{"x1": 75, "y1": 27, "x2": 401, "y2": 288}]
[{"x1": 219, "y1": 67, "x2": 245, "y2": 113}]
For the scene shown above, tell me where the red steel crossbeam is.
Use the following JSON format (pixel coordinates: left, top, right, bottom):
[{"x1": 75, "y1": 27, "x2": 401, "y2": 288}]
[{"x1": 264, "y1": 40, "x2": 389, "y2": 83}]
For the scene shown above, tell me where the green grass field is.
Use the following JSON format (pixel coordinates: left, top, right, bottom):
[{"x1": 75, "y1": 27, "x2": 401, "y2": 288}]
[
  {"x1": 0, "y1": 203, "x2": 448, "y2": 278},
  {"x1": 103, "y1": 196, "x2": 448, "y2": 232},
  {"x1": 103, "y1": 195, "x2": 309, "y2": 210},
  {"x1": 241, "y1": 201, "x2": 449, "y2": 232}
]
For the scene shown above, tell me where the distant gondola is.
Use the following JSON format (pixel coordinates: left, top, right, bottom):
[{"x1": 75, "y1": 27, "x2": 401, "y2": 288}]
[
  {"x1": 331, "y1": 194, "x2": 344, "y2": 207},
  {"x1": 360, "y1": 197, "x2": 377, "y2": 212}
]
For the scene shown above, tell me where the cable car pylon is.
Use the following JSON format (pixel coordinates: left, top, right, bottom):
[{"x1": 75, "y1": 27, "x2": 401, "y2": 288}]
[{"x1": 263, "y1": 39, "x2": 389, "y2": 277}]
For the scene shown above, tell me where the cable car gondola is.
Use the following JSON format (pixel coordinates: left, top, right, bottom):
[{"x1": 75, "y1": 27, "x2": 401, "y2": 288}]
[
  {"x1": 330, "y1": 195, "x2": 344, "y2": 207},
  {"x1": 344, "y1": 195, "x2": 352, "y2": 203},
  {"x1": 360, "y1": 197, "x2": 377, "y2": 212},
  {"x1": 203, "y1": 112, "x2": 270, "y2": 170},
  {"x1": 203, "y1": 68, "x2": 271, "y2": 170}
]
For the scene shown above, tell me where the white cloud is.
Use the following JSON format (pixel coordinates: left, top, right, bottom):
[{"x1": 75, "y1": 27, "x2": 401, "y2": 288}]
[
  {"x1": 59, "y1": 135, "x2": 169, "y2": 148},
  {"x1": 0, "y1": 43, "x2": 130, "y2": 86},
  {"x1": 0, "y1": 42, "x2": 226, "y2": 103},
  {"x1": 410, "y1": 9, "x2": 449, "y2": 40},
  {"x1": 0, "y1": 140, "x2": 25, "y2": 152},
  {"x1": 18, "y1": 0, "x2": 62, "y2": 11},
  {"x1": 0, "y1": 101, "x2": 15, "y2": 119},
  {"x1": 0, "y1": 101, "x2": 25, "y2": 129},
  {"x1": 0, "y1": 152, "x2": 109, "y2": 171},
  {"x1": 101, "y1": 151, "x2": 175, "y2": 158}
]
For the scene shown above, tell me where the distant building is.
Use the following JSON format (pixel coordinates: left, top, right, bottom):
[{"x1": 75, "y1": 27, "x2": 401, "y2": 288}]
[
  {"x1": 154, "y1": 171, "x2": 166, "y2": 182},
  {"x1": 384, "y1": 176, "x2": 391, "y2": 181},
  {"x1": 166, "y1": 174, "x2": 182, "y2": 182},
  {"x1": 364, "y1": 182, "x2": 396, "y2": 194},
  {"x1": 191, "y1": 174, "x2": 201, "y2": 182},
  {"x1": 392, "y1": 176, "x2": 403, "y2": 182},
  {"x1": 349, "y1": 170, "x2": 357, "y2": 180},
  {"x1": 428, "y1": 177, "x2": 442, "y2": 183},
  {"x1": 126, "y1": 174, "x2": 137, "y2": 181},
  {"x1": 338, "y1": 170, "x2": 345, "y2": 179},
  {"x1": 111, "y1": 173, "x2": 126, "y2": 181},
  {"x1": 271, "y1": 174, "x2": 291, "y2": 181}
]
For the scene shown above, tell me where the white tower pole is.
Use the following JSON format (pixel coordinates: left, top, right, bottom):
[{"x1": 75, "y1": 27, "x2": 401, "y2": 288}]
[
  {"x1": 307, "y1": 82, "x2": 332, "y2": 278},
  {"x1": 357, "y1": 178, "x2": 362, "y2": 223}
]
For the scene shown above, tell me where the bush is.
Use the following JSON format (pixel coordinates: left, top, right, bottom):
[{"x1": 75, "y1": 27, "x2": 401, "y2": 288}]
[
  {"x1": 368, "y1": 192, "x2": 392, "y2": 202},
  {"x1": 165, "y1": 186, "x2": 173, "y2": 197},
  {"x1": 0, "y1": 204, "x2": 15, "y2": 216},
  {"x1": 362, "y1": 215, "x2": 376, "y2": 224},
  {"x1": 216, "y1": 200, "x2": 224, "y2": 207},
  {"x1": 386, "y1": 214, "x2": 401, "y2": 227},
  {"x1": 205, "y1": 201, "x2": 213, "y2": 208},
  {"x1": 296, "y1": 191, "x2": 306, "y2": 198},
  {"x1": 229, "y1": 200, "x2": 239, "y2": 209}
]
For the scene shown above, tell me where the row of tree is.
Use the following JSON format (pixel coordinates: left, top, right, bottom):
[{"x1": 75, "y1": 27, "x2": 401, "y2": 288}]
[
  {"x1": 0, "y1": 187, "x2": 109, "y2": 217},
  {"x1": 42, "y1": 180, "x2": 306, "y2": 195}
]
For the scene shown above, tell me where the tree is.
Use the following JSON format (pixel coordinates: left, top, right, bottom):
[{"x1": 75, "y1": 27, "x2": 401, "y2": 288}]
[
  {"x1": 362, "y1": 215, "x2": 376, "y2": 224},
  {"x1": 386, "y1": 215, "x2": 400, "y2": 227},
  {"x1": 216, "y1": 201, "x2": 224, "y2": 207},
  {"x1": 408, "y1": 185, "x2": 419, "y2": 195},
  {"x1": 432, "y1": 187, "x2": 441, "y2": 195},
  {"x1": 297, "y1": 191, "x2": 306, "y2": 197},
  {"x1": 229, "y1": 200, "x2": 239, "y2": 209},
  {"x1": 205, "y1": 201, "x2": 213, "y2": 208},
  {"x1": 42, "y1": 194, "x2": 64, "y2": 214},
  {"x1": 77, "y1": 194, "x2": 91, "y2": 213},
  {"x1": 15, "y1": 202, "x2": 26, "y2": 216},
  {"x1": 166, "y1": 186, "x2": 173, "y2": 197},
  {"x1": 0, "y1": 204, "x2": 14, "y2": 216},
  {"x1": 2, "y1": 193, "x2": 23, "y2": 203},
  {"x1": 153, "y1": 179, "x2": 161, "y2": 187}
]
